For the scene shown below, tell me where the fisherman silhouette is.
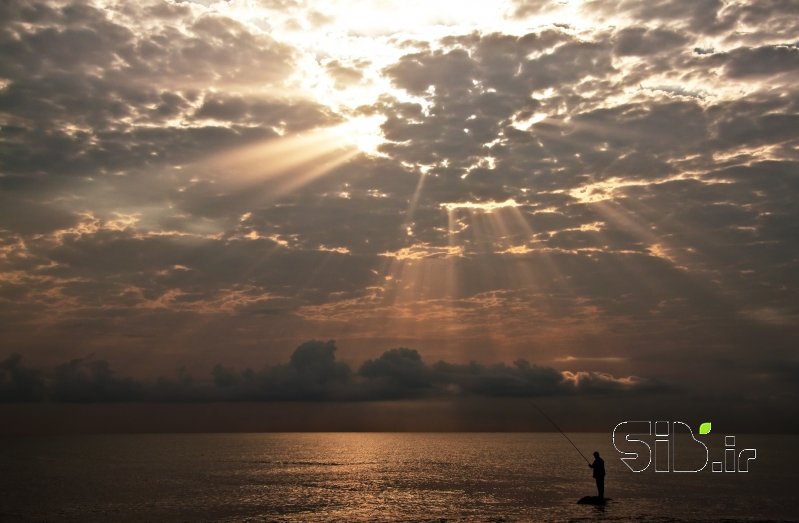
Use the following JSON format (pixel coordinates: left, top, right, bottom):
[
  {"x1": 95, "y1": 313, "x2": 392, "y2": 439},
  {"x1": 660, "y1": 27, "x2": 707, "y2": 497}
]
[{"x1": 588, "y1": 451, "x2": 605, "y2": 499}]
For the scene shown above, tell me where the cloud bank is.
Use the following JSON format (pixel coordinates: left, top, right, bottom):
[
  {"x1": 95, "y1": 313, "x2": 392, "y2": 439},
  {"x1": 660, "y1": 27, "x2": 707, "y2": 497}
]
[{"x1": 0, "y1": 340, "x2": 660, "y2": 402}]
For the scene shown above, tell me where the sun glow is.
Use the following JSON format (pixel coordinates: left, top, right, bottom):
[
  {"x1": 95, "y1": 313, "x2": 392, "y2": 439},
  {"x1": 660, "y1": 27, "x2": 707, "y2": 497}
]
[
  {"x1": 208, "y1": 0, "x2": 596, "y2": 143},
  {"x1": 188, "y1": 0, "x2": 605, "y2": 195},
  {"x1": 331, "y1": 115, "x2": 387, "y2": 156}
]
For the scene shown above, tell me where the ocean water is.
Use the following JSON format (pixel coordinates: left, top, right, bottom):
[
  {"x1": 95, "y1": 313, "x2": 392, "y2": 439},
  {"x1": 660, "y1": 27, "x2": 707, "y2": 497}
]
[{"x1": 0, "y1": 433, "x2": 796, "y2": 522}]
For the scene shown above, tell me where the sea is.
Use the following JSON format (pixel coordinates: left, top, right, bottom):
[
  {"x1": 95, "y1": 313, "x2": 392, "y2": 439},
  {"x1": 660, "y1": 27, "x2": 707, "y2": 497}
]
[{"x1": 0, "y1": 433, "x2": 796, "y2": 522}]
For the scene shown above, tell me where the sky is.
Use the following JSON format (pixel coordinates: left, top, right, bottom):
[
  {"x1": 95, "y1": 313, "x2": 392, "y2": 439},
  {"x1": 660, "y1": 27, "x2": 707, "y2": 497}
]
[{"x1": 0, "y1": 0, "x2": 798, "y2": 431}]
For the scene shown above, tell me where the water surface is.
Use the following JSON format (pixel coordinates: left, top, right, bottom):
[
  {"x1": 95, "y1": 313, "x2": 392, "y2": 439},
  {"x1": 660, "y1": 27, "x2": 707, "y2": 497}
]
[{"x1": 0, "y1": 433, "x2": 795, "y2": 521}]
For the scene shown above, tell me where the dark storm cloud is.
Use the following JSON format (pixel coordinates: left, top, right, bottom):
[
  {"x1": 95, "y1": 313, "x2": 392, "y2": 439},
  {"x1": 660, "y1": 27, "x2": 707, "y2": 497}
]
[{"x1": 0, "y1": 340, "x2": 659, "y2": 402}]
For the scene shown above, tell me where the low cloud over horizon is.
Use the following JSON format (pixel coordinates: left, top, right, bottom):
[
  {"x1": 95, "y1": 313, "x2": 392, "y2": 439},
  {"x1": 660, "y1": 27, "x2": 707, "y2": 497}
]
[{"x1": 0, "y1": 340, "x2": 662, "y2": 403}]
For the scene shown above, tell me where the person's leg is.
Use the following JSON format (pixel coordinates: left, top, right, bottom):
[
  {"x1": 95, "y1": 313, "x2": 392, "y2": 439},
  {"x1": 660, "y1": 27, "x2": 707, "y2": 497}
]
[{"x1": 598, "y1": 477, "x2": 604, "y2": 499}]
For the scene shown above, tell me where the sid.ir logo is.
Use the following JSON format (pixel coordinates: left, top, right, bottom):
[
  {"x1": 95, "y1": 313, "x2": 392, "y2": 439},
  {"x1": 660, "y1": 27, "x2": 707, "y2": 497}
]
[{"x1": 612, "y1": 421, "x2": 757, "y2": 473}]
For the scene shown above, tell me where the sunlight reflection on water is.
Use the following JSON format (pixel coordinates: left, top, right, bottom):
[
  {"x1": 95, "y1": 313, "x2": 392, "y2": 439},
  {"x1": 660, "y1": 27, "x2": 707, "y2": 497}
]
[{"x1": 0, "y1": 433, "x2": 795, "y2": 521}]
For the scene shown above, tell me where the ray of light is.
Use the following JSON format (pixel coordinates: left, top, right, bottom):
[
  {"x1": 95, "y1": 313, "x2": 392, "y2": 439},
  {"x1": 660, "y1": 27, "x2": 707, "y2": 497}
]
[
  {"x1": 363, "y1": 200, "x2": 571, "y2": 357},
  {"x1": 405, "y1": 169, "x2": 429, "y2": 224},
  {"x1": 178, "y1": 122, "x2": 372, "y2": 207},
  {"x1": 598, "y1": 192, "x2": 762, "y2": 316},
  {"x1": 579, "y1": 197, "x2": 728, "y2": 313}
]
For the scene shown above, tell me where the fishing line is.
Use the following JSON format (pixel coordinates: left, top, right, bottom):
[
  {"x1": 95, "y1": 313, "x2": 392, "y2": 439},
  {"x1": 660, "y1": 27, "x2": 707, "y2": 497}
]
[{"x1": 532, "y1": 402, "x2": 591, "y2": 465}]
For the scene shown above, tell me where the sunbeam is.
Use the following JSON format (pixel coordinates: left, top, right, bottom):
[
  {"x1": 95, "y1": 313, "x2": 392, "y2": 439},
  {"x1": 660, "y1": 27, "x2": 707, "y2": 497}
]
[{"x1": 188, "y1": 122, "x2": 374, "y2": 200}]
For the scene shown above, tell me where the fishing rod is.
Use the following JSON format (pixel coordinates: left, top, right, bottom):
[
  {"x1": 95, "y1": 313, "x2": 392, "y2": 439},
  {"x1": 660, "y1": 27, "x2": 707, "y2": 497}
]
[{"x1": 532, "y1": 402, "x2": 591, "y2": 465}]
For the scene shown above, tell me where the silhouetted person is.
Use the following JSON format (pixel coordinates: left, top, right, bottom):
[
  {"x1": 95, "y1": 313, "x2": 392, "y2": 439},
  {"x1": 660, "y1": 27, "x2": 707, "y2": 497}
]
[{"x1": 588, "y1": 451, "x2": 605, "y2": 498}]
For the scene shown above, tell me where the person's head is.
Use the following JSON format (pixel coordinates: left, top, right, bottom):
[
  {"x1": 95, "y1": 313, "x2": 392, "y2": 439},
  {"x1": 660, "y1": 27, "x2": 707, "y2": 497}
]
[{"x1": 593, "y1": 451, "x2": 600, "y2": 458}]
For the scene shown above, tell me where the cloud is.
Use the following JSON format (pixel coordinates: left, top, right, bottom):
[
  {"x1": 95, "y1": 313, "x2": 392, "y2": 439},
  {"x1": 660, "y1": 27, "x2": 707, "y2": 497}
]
[
  {"x1": 613, "y1": 27, "x2": 687, "y2": 56},
  {"x1": 0, "y1": 0, "x2": 330, "y2": 187},
  {"x1": 582, "y1": 0, "x2": 737, "y2": 35},
  {"x1": 0, "y1": 0, "x2": 797, "y2": 422},
  {"x1": 359, "y1": 347, "x2": 434, "y2": 397},
  {"x1": 561, "y1": 370, "x2": 647, "y2": 392},
  {"x1": 49, "y1": 355, "x2": 143, "y2": 402},
  {"x1": 0, "y1": 354, "x2": 46, "y2": 401},
  {"x1": 209, "y1": 340, "x2": 353, "y2": 400},
  {"x1": 721, "y1": 43, "x2": 799, "y2": 79},
  {"x1": 0, "y1": 341, "x2": 659, "y2": 402}
]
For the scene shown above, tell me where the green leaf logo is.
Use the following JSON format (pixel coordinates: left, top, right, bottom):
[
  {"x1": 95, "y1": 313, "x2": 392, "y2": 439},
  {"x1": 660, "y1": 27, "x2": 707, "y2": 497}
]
[{"x1": 699, "y1": 422, "x2": 712, "y2": 435}]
